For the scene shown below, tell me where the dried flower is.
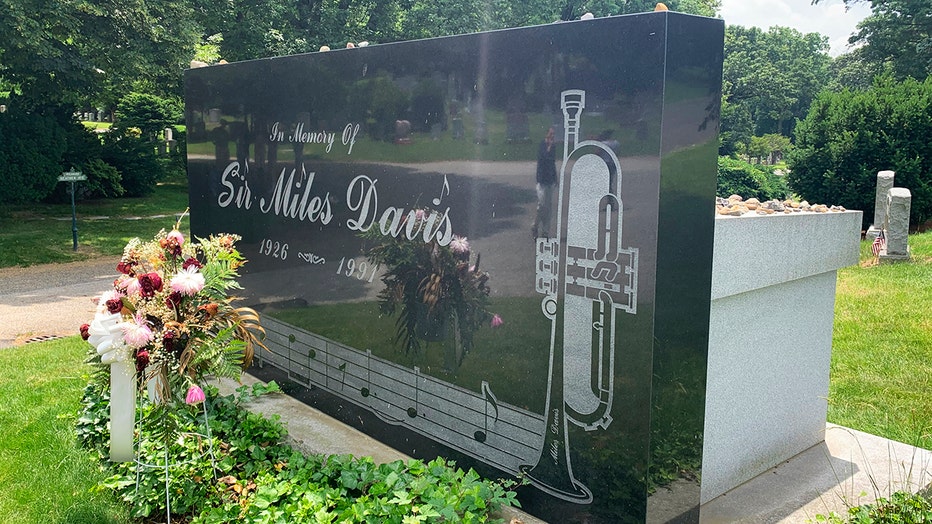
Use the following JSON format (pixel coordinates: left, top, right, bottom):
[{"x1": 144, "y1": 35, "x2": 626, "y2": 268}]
[
  {"x1": 135, "y1": 349, "x2": 150, "y2": 373},
  {"x1": 165, "y1": 291, "x2": 183, "y2": 310},
  {"x1": 491, "y1": 314, "x2": 503, "y2": 328},
  {"x1": 138, "y1": 272, "x2": 163, "y2": 298},
  {"x1": 198, "y1": 302, "x2": 219, "y2": 318},
  {"x1": 117, "y1": 261, "x2": 136, "y2": 275},
  {"x1": 182, "y1": 257, "x2": 203, "y2": 270},
  {"x1": 161, "y1": 230, "x2": 185, "y2": 258},
  {"x1": 185, "y1": 385, "x2": 206, "y2": 405},
  {"x1": 106, "y1": 298, "x2": 124, "y2": 314},
  {"x1": 166, "y1": 230, "x2": 185, "y2": 247},
  {"x1": 79, "y1": 323, "x2": 90, "y2": 340},
  {"x1": 171, "y1": 266, "x2": 205, "y2": 296}
]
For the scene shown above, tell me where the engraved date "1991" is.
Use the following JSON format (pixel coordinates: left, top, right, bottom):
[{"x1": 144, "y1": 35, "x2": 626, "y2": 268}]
[{"x1": 335, "y1": 257, "x2": 379, "y2": 283}]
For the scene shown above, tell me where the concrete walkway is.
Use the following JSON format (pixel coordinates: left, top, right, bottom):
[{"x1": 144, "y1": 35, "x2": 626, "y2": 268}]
[{"x1": 3, "y1": 258, "x2": 931, "y2": 522}]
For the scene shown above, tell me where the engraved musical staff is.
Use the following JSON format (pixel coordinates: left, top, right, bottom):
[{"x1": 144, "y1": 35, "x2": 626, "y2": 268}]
[{"x1": 260, "y1": 316, "x2": 545, "y2": 476}]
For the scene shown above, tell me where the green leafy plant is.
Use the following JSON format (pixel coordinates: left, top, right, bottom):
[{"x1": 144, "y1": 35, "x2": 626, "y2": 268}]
[
  {"x1": 816, "y1": 490, "x2": 932, "y2": 523},
  {"x1": 78, "y1": 379, "x2": 520, "y2": 523},
  {"x1": 717, "y1": 156, "x2": 788, "y2": 201}
]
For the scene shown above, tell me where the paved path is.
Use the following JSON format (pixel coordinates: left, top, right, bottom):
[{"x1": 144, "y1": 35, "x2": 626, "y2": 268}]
[{"x1": 0, "y1": 257, "x2": 119, "y2": 348}]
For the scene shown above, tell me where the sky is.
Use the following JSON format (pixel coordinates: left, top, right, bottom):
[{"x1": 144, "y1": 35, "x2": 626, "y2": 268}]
[{"x1": 718, "y1": 0, "x2": 873, "y2": 56}]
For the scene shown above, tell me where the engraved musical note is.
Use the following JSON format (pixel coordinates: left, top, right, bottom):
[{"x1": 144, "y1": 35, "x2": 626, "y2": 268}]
[
  {"x1": 432, "y1": 174, "x2": 451, "y2": 206},
  {"x1": 407, "y1": 367, "x2": 420, "y2": 418},
  {"x1": 338, "y1": 361, "x2": 347, "y2": 391},
  {"x1": 474, "y1": 381, "x2": 499, "y2": 443},
  {"x1": 360, "y1": 350, "x2": 372, "y2": 398}
]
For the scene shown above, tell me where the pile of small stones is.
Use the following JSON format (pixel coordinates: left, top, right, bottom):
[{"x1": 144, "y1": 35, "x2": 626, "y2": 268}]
[{"x1": 716, "y1": 195, "x2": 847, "y2": 217}]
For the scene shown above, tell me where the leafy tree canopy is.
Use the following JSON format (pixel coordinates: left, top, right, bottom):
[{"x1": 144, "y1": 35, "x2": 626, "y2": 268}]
[
  {"x1": 0, "y1": 0, "x2": 201, "y2": 109},
  {"x1": 819, "y1": 0, "x2": 932, "y2": 81},
  {"x1": 722, "y1": 24, "x2": 831, "y2": 152}
]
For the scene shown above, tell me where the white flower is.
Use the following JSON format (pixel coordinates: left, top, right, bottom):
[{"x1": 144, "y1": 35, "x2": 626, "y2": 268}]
[{"x1": 170, "y1": 266, "x2": 205, "y2": 296}]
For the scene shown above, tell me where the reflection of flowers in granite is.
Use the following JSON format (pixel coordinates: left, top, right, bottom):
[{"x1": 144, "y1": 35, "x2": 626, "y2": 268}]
[{"x1": 365, "y1": 214, "x2": 497, "y2": 364}]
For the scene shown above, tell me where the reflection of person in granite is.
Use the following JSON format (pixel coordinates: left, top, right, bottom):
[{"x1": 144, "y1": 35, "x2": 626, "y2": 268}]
[
  {"x1": 209, "y1": 122, "x2": 230, "y2": 166},
  {"x1": 533, "y1": 127, "x2": 558, "y2": 238}
]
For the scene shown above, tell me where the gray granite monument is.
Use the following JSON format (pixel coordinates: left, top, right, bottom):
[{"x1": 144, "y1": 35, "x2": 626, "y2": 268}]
[
  {"x1": 880, "y1": 187, "x2": 912, "y2": 263},
  {"x1": 867, "y1": 170, "x2": 895, "y2": 240}
]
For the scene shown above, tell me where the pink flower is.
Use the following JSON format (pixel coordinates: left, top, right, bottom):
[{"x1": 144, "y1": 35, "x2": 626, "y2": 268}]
[
  {"x1": 490, "y1": 314, "x2": 503, "y2": 328},
  {"x1": 122, "y1": 314, "x2": 153, "y2": 348},
  {"x1": 116, "y1": 275, "x2": 141, "y2": 296},
  {"x1": 170, "y1": 266, "x2": 205, "y2": 296},
  {"x1": 450, "y1": 235, "x2": 470, "y2": 258},
  {"x1": 161, "y1": 230, "x2": 185, "y2": 258},
  {"x1": 166, "y1": 230, "x2": 185, "y2": 247},
  {"x1": 185, "y1": 385, "x2": 206, "y2": 405}
]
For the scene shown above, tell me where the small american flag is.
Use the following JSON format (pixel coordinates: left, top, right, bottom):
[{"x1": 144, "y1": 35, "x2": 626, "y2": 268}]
[{"x1": 871, "y1": 230, "x2": 886, "y2": 257}]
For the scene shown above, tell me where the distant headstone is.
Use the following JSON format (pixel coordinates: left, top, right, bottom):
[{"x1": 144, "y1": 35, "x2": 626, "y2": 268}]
[
  {"x1": 880, "y1": 187, "x2": 911, "y2": 263},
  {"x1": 867, "y1": 170, "x2": 895, "y2": 239}
]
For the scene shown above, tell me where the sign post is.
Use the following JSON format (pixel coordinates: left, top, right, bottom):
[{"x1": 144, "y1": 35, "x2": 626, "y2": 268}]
[{"x1": 58, "y1": 168, "x2": 86, "y2": 251}]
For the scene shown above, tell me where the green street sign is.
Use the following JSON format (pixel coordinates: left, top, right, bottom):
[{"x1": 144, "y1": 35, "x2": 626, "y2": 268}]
[{"x1": 58, "y1": 170, "x2": 86, "y2": 182}]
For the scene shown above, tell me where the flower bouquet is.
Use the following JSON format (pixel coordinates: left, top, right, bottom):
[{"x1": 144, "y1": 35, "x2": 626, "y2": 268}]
[
  {"x1": 365, "y1": 211, "x2": 499, "y2": 369},
  {"x1": 81, "y1": 216, "x2": 264, "y2": 459}
]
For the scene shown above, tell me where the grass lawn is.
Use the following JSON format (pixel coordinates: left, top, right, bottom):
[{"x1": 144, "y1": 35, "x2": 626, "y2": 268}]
[
  {"x1": 829, "y1": 232, "x2": 932, "y2": 449},
  {"x1": 0, "y1": 338, "x2": 130, "y2": 523},
  {"x1": 0, "y1": 176, "x2": 190, "y2": 268}
]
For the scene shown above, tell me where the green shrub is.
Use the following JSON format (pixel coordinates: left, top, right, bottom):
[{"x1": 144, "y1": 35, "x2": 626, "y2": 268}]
[
  {"x1": 788, "y1": 75, "x2": 932, "y2": 228},
  {"x1": 100, "y1": 128, "x2": 167, "y2": 196},
  {"x1": 717, "y1": 156, "x2": 788, "y2": 201},
  {"x1": 115, "y1": 92, "x2": 183, "y2": 141},
  {"x1": 0, "y1": 109, "x2": 68, "y2": 204}
]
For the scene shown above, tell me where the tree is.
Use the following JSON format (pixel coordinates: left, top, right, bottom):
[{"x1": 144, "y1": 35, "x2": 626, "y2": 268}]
[
  {"x1": 722, "y1": 25, "x2": 832, "y2": 147},
  {"x1": 114, "y1": 93, "x2": 183, "y2": 142},
  {"x1": 787, "y1": 75, "x2": 932, "y2": 228},
  {"x1": 827, "y1": 47, "x2": 885, "y2": 92},
  {"x1": 818, "y1": 0, "x2": 931, "y2": 81},
  {"x1": 746, "y1": 133, "x2": 792, "y2": 165},
  {"x1": 0, "y1": 0, "x2": 201, "y2": 108}
]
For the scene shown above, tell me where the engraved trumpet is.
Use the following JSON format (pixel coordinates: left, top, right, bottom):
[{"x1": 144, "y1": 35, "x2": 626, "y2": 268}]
[{"x1": 522, "y1": 89, "x2": 638, "y2": 503}]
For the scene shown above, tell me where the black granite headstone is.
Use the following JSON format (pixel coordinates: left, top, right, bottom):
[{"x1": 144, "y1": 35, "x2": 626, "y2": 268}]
[{"x1": 185, "y1": 12, "x2": 723, "y2": 522}]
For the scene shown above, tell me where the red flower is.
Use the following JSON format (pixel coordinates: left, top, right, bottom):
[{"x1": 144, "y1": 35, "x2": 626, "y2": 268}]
[
  {"x1": 163, "y1": 330, "x2": 177, "y2": 353},
  {"x1": 79, "y1": 323, "x2": 90, "y2": 340},
  {"x1": 138, "y1": 272, "x2": 163, "y2": 298},
  {"x1": 116, "y1": 261, "x2": 136, "y2": 275},
  {"x1": 182, "y1": 257, "x2": 203, "y2": 270},
  {"x1": 106, "y1": 298, "x2": 124, "y2": 314},
  {"x1": 165, "y1": 291, "x2": 183, "y2": 310},
  {"x1": 135, "y1": 349, "x2": 150, "y2": 373}
]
